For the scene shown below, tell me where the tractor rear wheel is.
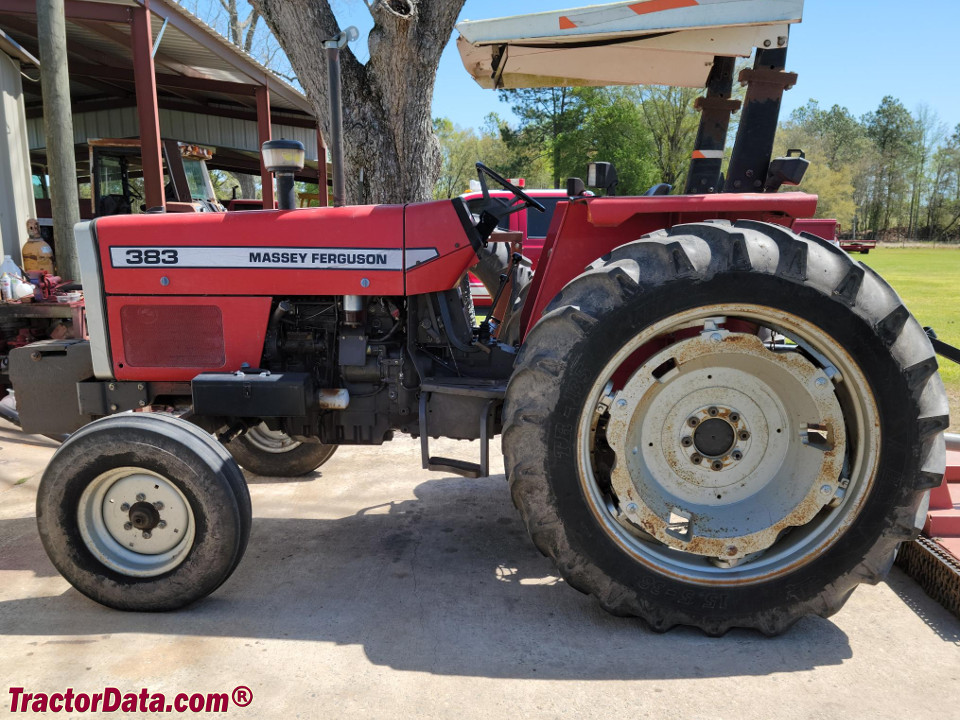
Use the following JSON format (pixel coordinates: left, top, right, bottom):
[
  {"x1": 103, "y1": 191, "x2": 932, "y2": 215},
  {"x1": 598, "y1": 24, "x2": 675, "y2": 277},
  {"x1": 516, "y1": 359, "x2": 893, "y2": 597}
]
[
  {"x1": 503, "y1": 220, "x2": 947, "y2": 635},
  {"x1": 227, "y1": 423, "x2": 338, "y2": 477},
  {"x1": 36, "y1": 413, "x2": 251, "y2": 611}
]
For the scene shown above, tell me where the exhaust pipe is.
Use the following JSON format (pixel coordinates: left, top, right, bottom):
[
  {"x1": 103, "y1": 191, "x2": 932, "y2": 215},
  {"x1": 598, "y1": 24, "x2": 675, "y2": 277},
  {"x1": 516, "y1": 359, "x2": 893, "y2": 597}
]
[{"x1": 322, "y1": 27, "x2": 358, "y2": 208}]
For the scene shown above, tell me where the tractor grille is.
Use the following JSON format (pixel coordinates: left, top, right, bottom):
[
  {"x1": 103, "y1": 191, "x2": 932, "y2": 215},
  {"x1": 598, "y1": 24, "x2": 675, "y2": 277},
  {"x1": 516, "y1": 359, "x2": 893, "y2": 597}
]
[{"x1": 120, "y1": 304, "x2": 225, "y2": 368}]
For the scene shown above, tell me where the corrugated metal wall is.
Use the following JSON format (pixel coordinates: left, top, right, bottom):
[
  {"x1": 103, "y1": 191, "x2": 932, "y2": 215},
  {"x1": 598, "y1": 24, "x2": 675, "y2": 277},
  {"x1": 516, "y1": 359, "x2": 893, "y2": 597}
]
[
  {"x1": 0, "y1": 52, "x2": 36, "y2": 263},
  {"x1": 27, "y1": 107, "x2": 319, "y2": 161}
]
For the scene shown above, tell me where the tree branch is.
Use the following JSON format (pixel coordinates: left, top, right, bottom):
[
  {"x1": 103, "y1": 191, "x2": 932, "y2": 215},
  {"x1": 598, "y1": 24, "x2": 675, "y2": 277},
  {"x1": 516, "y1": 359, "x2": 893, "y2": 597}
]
[{"x1": 243, "y1": 10, "x2": 260, "y2": 54}]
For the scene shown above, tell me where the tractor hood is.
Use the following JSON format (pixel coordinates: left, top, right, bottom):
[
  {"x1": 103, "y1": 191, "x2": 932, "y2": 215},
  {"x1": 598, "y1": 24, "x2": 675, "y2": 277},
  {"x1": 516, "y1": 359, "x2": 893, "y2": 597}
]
[{"x1": 456, "y1": 0, "x2": 804, "y2": 89}]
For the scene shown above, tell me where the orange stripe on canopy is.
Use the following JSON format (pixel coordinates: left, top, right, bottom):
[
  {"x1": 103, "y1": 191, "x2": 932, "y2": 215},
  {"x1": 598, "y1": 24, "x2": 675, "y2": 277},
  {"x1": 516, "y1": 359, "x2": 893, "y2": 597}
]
[
  {"x1": 629, "y1": 0, "x2": 699, "y2": 16},
  {"x1": 559, "y1": 16, "x2": 577, "y2": 29}
]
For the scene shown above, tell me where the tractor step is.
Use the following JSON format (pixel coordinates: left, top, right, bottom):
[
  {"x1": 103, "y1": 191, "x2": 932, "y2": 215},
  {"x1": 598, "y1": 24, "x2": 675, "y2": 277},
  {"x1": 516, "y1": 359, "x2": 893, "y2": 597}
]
[
  {"x1": 419, "y1": 378, "x2": 507, "y2": 399},
  {"x1": 418, "y1": 383, "x2": 498, "y2": 479}
]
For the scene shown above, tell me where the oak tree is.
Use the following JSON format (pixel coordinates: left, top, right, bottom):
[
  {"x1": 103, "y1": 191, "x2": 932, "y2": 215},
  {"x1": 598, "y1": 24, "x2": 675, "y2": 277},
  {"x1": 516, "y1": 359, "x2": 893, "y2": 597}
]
[{"x1": 253, "y1": 0, "x2": 466, "y2": 204}]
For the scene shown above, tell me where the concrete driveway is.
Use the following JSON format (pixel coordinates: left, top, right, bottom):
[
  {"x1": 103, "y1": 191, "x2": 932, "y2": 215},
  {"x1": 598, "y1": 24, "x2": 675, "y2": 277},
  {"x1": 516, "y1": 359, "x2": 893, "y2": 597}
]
[{"x1": 1, "y1": 418, "x2": 958, "y2": 719}]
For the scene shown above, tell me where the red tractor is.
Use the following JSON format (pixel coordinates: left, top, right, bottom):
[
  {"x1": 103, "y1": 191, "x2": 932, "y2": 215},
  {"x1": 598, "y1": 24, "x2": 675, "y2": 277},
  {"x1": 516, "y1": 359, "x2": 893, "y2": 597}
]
[{"x1": 9, "y1": 1, "x2": 949, "y2": 635}]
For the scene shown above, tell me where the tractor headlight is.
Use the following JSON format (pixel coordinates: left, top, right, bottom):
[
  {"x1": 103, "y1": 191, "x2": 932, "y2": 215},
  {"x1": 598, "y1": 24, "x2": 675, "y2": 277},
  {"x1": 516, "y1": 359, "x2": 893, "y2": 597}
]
[{"x1": 261, "y1": 139, "x2": 305, "y2": 174}]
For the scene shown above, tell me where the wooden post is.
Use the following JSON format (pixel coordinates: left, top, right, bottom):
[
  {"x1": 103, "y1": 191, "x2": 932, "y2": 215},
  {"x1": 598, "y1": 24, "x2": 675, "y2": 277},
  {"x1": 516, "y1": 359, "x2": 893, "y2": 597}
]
[
  {"x1": 36, "y1": 0, "x2": 81, "y2": 280},
  {"x1": 256, "y1": 84, "x2": 273, "y2": 209},
  {"x1": 130, "y1": 1, "x2": 165, "y2": 211}
]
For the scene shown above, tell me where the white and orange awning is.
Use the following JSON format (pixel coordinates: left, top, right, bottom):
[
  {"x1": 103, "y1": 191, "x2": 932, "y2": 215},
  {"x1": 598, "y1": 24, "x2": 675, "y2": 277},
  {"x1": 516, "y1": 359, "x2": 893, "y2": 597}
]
[{"x1": 457, "y1": 0, "x2": 804, "y2": 89}]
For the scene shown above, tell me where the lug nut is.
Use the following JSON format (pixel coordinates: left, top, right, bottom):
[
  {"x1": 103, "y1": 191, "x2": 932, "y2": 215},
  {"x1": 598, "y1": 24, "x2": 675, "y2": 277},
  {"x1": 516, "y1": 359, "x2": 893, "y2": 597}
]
[
  {"x1": 739, "y1": 430, "x2": 750, "y2": 441},
  {"x1": 711, "y1": 460, "x2": 724, "y2": 471},
  {"x1": 123, "y1": 522, "x2": 133, "y2": 531},
  {"x1": 688, "y1": 417, "x2": 700, "y2": 428},
  {"x1": 142, "y1": 531, "x2": 152, "y2": 540},
  {"x1": 681, "y1": 436, "x2": 693, "y2": 448},
  {"x1": 120, "y1": 503, "x2": 130, "y2": 512},
  {"x1": 158, "y1": 520, "x2": 167, "y2": 529},
  {"x1": 153, "y1": 501, "x2": 164, "y2": 510},
  {"x1": 136, "y1": 493, "x2": 146, "y2": 502},
  {"x1": 708, "y1": 407, "x2": 719, "y2": 417},
  {"x1": 691, "y1": 454, "x2": 703, "y2": 465},
  {"x1": 730, "y1": 413, "x2": 740, "y2": 423},
  {"x1": 732, "y1": 451, "x2": 743, "y2": 461}
]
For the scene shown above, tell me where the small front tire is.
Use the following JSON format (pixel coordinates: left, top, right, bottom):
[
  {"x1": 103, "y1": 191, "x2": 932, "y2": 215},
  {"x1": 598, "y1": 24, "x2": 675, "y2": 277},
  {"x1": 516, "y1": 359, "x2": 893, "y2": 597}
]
[{"x1": 36, "y1": 413, "x2": 251, "y2": 611}]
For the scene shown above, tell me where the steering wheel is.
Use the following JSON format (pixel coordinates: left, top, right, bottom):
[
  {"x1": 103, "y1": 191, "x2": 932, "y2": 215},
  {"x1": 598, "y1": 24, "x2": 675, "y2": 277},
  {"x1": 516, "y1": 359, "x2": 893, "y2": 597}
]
[
  {"x1": 476, "y1": 162, "x2": 546, "y2": 214},
  {"x1": 474, "y1": 163, "x2": 546, "y2": 241}
]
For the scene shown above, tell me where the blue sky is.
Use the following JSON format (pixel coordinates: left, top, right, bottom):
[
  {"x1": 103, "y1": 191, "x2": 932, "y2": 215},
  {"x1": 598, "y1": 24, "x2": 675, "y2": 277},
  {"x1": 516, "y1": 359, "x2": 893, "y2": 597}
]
[{"x1": 326, "y1": 0, "x2": 960, "y2": 133}]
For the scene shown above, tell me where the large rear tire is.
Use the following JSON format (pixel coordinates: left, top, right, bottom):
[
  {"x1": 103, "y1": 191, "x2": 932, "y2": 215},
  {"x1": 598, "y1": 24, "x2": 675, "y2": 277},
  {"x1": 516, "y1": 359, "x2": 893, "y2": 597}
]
[
  {"x1": 227, "y1": 423, "x2": 338, "y2": 477},
  {"x1": 503, "y1": 220, "x2": 947, "y2": 635},
  {"x1": 36, "y1": 413, "x2": 251, "y2": 611}
]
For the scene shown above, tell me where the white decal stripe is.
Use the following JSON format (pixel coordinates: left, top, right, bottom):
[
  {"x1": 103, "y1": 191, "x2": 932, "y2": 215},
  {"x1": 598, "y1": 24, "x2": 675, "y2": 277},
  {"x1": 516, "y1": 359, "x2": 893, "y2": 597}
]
[
  {"x1": 405, "y1": 248, "x2": 441, "y2": 269},
  {"x1": 110, "y1": 247, "x2": 405, "y2": 271}
]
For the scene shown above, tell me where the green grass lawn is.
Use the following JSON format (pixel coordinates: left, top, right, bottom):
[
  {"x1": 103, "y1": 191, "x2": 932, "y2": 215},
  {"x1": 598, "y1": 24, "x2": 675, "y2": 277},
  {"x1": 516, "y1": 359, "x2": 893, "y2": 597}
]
[{"x1": 858, "y1": 247, "x2": 960, "y2": 431}]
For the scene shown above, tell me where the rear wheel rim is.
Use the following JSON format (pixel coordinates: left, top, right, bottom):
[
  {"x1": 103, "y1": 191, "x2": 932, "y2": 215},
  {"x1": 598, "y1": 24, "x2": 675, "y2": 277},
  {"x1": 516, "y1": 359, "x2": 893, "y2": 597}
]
[
  {"x1": 77, "y1": 467, "x2": 196, "y2": 578},
  {"x1": 577, "y1": 304, "x2": 880, "y2": 586},
  {"x1": 244, "y1": 423, "x2": 303, "y2": 454}
]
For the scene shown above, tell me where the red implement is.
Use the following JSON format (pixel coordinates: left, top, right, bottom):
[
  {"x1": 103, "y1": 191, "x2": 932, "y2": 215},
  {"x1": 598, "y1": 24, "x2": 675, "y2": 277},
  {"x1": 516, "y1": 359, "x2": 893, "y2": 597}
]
[{"x1": 926, "y1": 435, "x2": 960, "y2": 559}]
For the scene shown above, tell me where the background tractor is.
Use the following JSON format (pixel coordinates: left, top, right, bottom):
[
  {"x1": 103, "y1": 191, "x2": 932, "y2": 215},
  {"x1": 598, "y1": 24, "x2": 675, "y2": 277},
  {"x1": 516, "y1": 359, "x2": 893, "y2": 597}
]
[{"x1": 9, "y1": 0, "x2": 949, "y2": 635}]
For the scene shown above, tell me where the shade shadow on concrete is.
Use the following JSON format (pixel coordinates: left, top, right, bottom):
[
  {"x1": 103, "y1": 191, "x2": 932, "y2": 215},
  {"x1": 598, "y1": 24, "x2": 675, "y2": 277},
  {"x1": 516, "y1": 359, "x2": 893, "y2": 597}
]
[
  {"x1": 885, "y1": 567, "x2": 960, "y2": 645},
  {"x1": 0, "y1": 473, "x2": 855, "y2": 680}
]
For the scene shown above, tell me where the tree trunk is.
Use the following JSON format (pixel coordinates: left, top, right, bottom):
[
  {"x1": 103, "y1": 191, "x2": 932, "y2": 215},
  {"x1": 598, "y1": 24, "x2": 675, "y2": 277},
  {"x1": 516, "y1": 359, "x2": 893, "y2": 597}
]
[
  {"x1": 236, "y1": 173, "x2": 257, "y2": 200},
  {"x1": 253, "y1": 0, "x2": 465, "y2": 205}
]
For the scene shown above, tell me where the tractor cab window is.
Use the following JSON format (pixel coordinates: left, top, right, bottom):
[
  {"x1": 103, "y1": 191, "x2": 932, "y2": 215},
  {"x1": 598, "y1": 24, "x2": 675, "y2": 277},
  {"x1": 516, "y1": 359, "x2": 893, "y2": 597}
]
[
  {"x1": 96, "y1": 154, "x2": 137, "y2": 216},
  {"x1": 97, "y1": 155, "x2": 125, "y2": 197},
  {"x1": 182, "y1": 157, "x2": 215, "y2": 201}
]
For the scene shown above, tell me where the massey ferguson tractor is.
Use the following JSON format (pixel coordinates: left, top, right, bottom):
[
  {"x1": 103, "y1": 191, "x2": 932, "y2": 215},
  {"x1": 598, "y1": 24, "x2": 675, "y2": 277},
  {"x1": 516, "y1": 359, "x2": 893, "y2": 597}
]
[{"x1": 9, "y1": 0, "x2": 950, "y2": 635}]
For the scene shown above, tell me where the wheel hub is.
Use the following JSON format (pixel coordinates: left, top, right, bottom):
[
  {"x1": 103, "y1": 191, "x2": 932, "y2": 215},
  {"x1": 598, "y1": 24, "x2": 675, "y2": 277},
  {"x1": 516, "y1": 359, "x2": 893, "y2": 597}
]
[
  {"x1": 692, "y1": 417, "x2": 735, "y2": 458},
  {"x1": 128, "y1": 501, "x2": 161, "y2": 531},
  {"x1": 77, "y1": 468, "x2": 196, "y2": 577},
  {"x1": 604, "y1": 331, "x2": 847, "y2": 562}
]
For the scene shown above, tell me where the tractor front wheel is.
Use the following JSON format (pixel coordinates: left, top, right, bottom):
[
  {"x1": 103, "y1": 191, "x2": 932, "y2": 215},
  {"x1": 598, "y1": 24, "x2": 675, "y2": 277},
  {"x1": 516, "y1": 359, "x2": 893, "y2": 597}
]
[
  {"x1": 36, "y1": 413, "x2": 251, "y2": 611},
  {"x1": 503, "y1": 220, "x2": 947, "y2": 635}
]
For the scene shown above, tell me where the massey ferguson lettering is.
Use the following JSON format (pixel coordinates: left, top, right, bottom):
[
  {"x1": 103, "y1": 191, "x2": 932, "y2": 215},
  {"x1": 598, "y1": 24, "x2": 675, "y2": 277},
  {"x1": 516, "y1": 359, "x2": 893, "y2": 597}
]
[
  {"x1": 248, "y1": 251, "x2": 389, "y2": 266},
  {"x1": 110, "y1": 247, "x2": 404, "y2": 271}
]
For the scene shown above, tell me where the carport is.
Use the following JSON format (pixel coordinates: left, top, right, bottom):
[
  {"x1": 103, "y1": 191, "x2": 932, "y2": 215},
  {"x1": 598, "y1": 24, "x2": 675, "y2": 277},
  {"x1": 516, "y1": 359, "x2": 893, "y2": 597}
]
[{"x1": 0, "y1": 0, "x2": 327, "y2": 217}]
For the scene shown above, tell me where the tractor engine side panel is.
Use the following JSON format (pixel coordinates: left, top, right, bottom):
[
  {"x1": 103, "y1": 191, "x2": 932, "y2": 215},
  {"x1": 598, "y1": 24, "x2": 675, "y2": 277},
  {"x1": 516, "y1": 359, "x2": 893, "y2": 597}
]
[
  {"x1": 404, "y1": 199, "x2": 483, "y2": 295},
  {"x1": 106, "y1": 296, "x2": 272, "y2": 381},
  {"x1": 95, "y1": 205, "x2": 406, "y2": 297}
]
